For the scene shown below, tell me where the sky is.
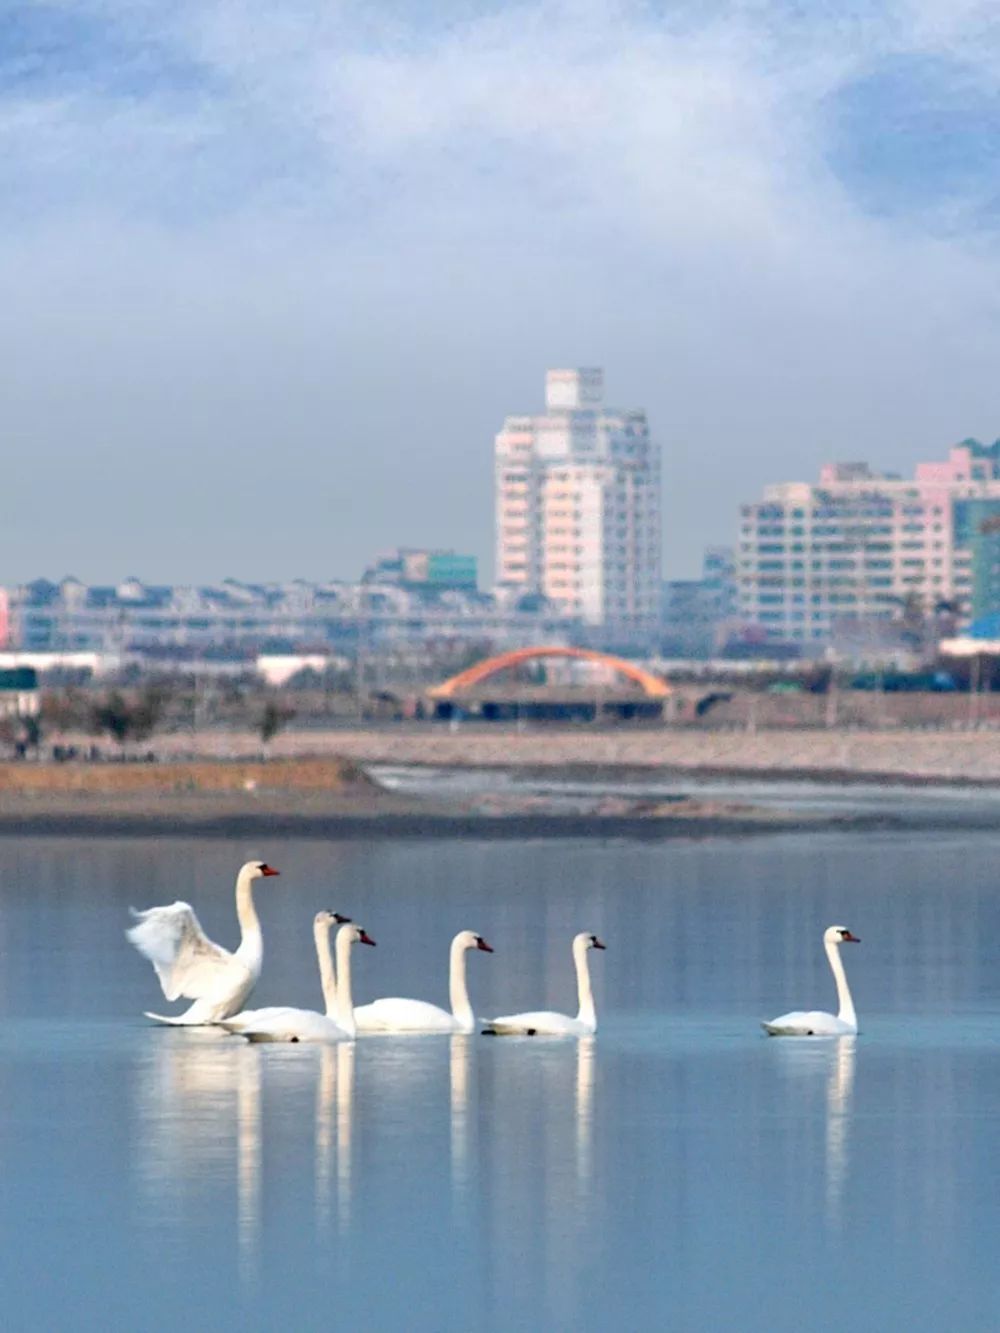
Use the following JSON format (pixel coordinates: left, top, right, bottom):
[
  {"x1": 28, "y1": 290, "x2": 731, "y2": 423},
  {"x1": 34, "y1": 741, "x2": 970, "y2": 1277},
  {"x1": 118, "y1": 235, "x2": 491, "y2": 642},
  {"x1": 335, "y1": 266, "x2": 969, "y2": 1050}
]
[{"x1": 3, "y1": 0, "x2": 1000, "y2": 585}]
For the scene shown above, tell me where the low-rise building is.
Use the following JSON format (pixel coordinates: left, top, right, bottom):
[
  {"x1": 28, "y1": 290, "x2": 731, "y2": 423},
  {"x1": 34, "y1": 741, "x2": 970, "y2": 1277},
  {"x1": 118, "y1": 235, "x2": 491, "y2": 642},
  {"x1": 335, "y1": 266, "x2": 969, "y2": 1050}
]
[
  {"x1": 362, "y1": 548, "x2": 478, "y2": 592},
  {"x1": 660, "y1": 547, "x2": 739, "y2": 658},
  {"x1": 4, "y1": 576, "x2": 575, "y2": 665},
  {"x1": 0, "y1": 667, "x2": 39, "y2": 719}
]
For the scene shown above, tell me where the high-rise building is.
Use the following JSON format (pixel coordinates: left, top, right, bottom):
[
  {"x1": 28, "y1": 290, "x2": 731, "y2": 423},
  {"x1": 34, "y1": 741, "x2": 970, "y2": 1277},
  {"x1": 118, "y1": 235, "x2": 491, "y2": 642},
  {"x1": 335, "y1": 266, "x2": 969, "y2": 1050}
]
[
  {"x1": 737, "y1": 440, "x2": 1000, "y2": 645},
  {"x1": 494, "y1": 369, "x2": 661, "y2": 635}
]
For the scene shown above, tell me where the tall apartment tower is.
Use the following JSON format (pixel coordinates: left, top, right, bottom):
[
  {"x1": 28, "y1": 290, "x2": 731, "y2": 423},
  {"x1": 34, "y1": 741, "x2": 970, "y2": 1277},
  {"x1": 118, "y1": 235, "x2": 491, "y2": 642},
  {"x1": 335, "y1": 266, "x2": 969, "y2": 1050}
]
[{"x1": 495, "y1": 369, "x2": 661, "y2": 634}]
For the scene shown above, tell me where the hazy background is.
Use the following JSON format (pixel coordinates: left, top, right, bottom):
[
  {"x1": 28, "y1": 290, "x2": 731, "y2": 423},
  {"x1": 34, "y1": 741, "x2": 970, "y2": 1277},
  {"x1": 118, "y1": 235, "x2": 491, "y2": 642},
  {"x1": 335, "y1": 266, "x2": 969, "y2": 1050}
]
[{"x1": 3, "y1": 0, "x2": 1000, "y2": 583}]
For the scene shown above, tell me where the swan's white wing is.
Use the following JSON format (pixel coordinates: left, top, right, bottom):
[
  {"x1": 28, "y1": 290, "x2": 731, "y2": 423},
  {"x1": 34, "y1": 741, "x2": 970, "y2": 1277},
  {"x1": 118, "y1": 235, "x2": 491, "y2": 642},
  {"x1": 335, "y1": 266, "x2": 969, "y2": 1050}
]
[
  {"x1": 354, "y1": 998, "x2": 457, "y2": 1033},
  {"x1": 127, "y1": 901, "x2": 235, "y2": 1002}
]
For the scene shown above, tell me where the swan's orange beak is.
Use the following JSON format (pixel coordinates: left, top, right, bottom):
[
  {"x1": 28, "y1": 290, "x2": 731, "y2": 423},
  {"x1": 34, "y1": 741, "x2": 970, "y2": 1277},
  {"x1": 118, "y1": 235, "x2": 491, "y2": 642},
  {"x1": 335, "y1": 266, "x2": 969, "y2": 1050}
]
[
  {"x1": 261, "y1": 865, "x2": 280, "y2": 877},
  {"x1": 477, "y1": 937, "x2": 494, "y2": 953},
  {"x1": 359, "y1": 930, "x2": 377, "y2": 947},
  {"x1": 842, "y1": 931, "x2": 860, "y2": 943}
]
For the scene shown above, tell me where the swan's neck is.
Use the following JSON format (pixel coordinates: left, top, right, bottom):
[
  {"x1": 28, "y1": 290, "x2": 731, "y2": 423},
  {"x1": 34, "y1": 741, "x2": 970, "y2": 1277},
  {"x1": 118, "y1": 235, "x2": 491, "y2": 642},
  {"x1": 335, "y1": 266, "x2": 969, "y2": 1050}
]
[
  {"x1": 234, "y1": 869, "x2": 262, "y2": 965},
  {"x1": 335, "y1": 928, "x2": 357, "y2": 1038},
  {"x1": 315, "y1": 920, "x2": 337, "y2": 1017},
  {"x1": 573, "y1": 938, "x2": 597, "y2": 1031},
  {"x1": 826, "y1": 941, "x2": 856, "y2": 1028},
  {"x1": 449, "y1": 937, "x2": 474, "y2": 1032}
]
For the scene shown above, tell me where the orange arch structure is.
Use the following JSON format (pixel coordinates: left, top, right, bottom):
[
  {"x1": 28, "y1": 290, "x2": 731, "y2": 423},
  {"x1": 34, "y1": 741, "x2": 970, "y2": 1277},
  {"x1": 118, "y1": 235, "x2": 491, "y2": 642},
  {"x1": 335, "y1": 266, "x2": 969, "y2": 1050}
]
[{"x1": 428, "y1": 645, "x2": 671, "y2": 700}]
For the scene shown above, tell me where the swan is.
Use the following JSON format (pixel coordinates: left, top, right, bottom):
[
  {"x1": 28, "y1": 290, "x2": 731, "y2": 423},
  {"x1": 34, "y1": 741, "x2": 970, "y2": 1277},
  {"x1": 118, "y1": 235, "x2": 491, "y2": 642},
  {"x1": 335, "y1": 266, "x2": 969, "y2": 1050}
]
[
  {"x1": 483, "y1": 932, "x2": 605, "y2": 1037},
  {"x1": 354, "y1": 930, "x2": 493, "y2": 1034},
  {"x1": 762, "y1": 925, "x2": 861, "y2": 1036},
  {"x1": 127, "y1": 860, "x2": 280, "y2": 1025},
  {"x1": 221, "y1": 922, "x2": 376, "y2": 1042},
  {"x1": 218, "y1": 909, "x2": 352, "y2": 1039}
]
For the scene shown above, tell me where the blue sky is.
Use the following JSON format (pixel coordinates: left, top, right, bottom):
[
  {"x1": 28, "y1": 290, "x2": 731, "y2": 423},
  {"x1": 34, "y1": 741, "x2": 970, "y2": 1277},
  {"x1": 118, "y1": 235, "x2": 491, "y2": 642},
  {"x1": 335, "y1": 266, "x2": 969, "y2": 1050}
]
[{"x1": 3, "y1": 0, "x2": 1000, "y2": 582}]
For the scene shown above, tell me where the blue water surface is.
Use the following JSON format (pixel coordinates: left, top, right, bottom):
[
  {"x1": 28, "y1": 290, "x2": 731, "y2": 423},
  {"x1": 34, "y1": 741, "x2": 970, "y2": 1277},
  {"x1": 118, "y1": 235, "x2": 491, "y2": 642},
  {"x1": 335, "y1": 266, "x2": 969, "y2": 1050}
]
[{"x1": 1, "y1": 828, "x2": 999, "y2": 1331}]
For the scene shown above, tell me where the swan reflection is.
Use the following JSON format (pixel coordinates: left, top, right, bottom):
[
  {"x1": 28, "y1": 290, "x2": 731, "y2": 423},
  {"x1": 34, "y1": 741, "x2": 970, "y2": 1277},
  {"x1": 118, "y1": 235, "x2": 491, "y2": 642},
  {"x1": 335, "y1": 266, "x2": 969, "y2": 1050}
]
[
  {"x1": 576, "y1": 1037, "x2": 595, "y2": 1193},
  {"x1": 236, "y1": 1047, "x2": 262, "y2": 1284},
  {"x1": 336, "y1": 1042, "x2": 355, "y2": 1235},
  {"x1": 315, "y1": 1045, "x2": 336, "y2": 1233},
  {"x1": 771, "y1": 1035, "x2": 856, "y2": 1230},
  {"x1": 132, "y1": 1033, "x2": 262, "y2": 1281},
  {"x1": 450, "y1": 1035, "x2": 472, "y2": 1201},
  {"x1": 313, "y1": 1040, "x2": 357, "y2": 1236},
  {"x1": 825, "y1": 1037, "x2": 856, "y2": 1228}
]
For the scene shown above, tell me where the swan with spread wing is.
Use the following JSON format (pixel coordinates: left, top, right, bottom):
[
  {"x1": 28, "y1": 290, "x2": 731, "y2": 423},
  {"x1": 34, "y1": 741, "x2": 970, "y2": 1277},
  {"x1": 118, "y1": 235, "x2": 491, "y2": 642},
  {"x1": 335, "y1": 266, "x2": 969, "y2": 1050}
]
[{"x1": 127, "y1": 860, "x2": 279, "y2": 1025}]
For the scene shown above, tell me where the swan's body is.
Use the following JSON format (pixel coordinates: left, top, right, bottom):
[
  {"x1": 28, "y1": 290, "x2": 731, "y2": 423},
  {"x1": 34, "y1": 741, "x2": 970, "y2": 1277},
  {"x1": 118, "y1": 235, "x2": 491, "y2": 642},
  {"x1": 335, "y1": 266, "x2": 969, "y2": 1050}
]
[
  {"x1": 762, "y1": 926, "x2": 861, "y2": 1036},
  {"x1": 221, "y1": 922, "x2": 376, "y2": 1043},
  {"x1": 231, "y1": 1008, "x2": 347, "y2": 1043},
  {"x1": 127, "y1": 860, "x2": 279, "y2": 1025},
  {"x1": 483, "y1": 933, "x2": 605, "y2": 1037},
  {"x1": 355, "y1": 930, "x2": 493, "y2": 1034},
  {"x1": 219, "y1": 910, "x2": 350, "y2": 1040}
]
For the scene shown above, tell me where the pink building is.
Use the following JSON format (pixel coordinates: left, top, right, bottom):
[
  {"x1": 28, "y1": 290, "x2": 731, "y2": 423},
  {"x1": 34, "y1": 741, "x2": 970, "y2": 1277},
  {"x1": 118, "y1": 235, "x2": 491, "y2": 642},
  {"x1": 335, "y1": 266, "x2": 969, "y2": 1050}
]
[{"x1": 737, "y1": 441, "x2": 1000, "y2": 645}]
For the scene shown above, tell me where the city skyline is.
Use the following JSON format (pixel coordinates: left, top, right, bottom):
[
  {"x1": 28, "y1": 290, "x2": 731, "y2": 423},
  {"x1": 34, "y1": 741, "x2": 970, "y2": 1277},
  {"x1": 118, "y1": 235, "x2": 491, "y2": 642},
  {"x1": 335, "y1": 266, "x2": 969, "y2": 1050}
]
[
  {"x1": 5, "y1": 3, "x2": 1000, "y2": 583},
  {"x1": 7, "y1": 418, "x2": 1000, "y2": 595}
]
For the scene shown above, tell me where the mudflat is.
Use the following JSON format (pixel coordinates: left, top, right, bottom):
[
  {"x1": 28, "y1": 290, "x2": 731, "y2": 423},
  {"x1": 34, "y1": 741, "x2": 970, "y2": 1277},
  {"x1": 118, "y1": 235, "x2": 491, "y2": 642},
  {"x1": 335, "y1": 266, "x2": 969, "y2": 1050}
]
[{"x1": 0, "y1": 750, "x2": 990, "y2": 838}]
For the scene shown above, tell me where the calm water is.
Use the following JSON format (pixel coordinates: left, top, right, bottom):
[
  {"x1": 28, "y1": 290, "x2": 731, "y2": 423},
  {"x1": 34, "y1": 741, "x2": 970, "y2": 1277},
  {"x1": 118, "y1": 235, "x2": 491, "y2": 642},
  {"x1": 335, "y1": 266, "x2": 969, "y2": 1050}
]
[{"x1": 2, "y1": 827, "x2": 1000, "y2": 1330}]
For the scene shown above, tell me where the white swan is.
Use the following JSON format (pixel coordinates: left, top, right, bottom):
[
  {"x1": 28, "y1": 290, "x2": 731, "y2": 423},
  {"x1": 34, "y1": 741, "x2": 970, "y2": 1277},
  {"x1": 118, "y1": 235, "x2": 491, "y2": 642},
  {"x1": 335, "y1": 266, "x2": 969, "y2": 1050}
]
[
  {"x1": 483, "y1": 932, "x2": 605, "y2": 1037},
  {"x1": 127, "y1": 860, "x2": 280, "y2": 1025},
  {"x1": 354, "y1": 930, "x2": 493, "y2": 1034},
  {"x1": 762, "y1": 925, "x2": 861, "y2": 1036},
  {"x1": 221, "y1": 922, "x2": 376, "y2": 1042},
  {"x1": 219, "y1": 909, "x2": 352, "y2": 1040}
]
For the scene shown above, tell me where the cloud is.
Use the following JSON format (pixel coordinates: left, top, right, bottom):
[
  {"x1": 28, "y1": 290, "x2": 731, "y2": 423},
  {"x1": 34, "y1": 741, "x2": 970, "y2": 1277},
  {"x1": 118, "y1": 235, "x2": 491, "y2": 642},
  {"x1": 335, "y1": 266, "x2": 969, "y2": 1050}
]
[{"x1": 2, "y1": 1, "x2": 1000, "y2": 581}]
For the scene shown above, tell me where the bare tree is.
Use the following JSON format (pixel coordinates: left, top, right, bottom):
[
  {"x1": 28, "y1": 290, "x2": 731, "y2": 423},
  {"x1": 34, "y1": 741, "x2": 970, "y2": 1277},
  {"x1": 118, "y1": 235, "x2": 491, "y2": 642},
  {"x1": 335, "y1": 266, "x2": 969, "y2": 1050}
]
[
  {"x1": 90, "y1": 686, "x2": 166, "y2": 751},
  {"x1": 257, "y1": 699, "x2": 295, "y2": 751}
]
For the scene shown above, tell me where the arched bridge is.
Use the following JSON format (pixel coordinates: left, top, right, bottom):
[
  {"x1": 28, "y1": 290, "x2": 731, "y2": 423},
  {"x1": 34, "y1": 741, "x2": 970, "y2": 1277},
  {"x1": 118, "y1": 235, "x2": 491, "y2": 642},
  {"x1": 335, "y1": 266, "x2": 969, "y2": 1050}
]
[{"x1": 428, "y1": 646, "x2": 671, "y2": 701}]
